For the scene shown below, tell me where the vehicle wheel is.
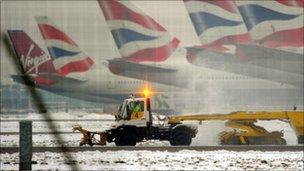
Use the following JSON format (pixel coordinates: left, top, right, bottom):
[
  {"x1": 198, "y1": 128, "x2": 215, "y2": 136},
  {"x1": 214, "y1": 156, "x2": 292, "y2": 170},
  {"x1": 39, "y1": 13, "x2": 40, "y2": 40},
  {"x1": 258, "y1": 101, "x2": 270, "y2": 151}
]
[
  {"x1": 115, "y1": 129, "x2": 137, "y2": 146},
  {"x1": 170, "y1": 130, "x2": 192, "y2": 146}
]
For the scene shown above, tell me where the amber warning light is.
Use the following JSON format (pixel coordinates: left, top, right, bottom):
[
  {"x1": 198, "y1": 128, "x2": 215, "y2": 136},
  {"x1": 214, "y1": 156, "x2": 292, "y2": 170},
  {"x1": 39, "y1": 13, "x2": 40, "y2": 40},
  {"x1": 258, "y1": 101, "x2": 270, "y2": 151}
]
[
  {"x1": 140, "y1": 83, "x2": 153, "y2": 98},
  {"x1": 143, "y1": 88, "x2": 151, "y2": 98}
]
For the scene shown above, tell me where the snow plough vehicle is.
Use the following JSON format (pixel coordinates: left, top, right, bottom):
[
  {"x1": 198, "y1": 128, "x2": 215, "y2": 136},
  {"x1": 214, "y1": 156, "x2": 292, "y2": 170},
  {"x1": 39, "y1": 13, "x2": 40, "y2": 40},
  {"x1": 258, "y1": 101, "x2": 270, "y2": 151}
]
[
  {"x1": 73, "y1": 96, "x2": 304, "y2": 146},
  {"x1": 73, "y1": 96, "x2": 198, "y2": 146}
]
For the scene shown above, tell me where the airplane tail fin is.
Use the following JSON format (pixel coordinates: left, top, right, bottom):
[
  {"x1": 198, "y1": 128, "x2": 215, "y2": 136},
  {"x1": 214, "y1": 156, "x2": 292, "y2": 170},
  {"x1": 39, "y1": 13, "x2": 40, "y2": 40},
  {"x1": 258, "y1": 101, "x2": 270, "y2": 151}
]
[
  {"x1": 98, "y1": 0, "x2": 180, "y2": 63},
  {"x1": 183, "y1": 0, "x2": 251, "y2": 51},
  {"x1": 236, "y1": 1, "x2": 303, "y2": 53},
  {"x1": 7, "y1": 30, "x2": 57, "y2": 85},
  {"x1": 35, "y1": 16, "x2": 94, "y2": 76}
]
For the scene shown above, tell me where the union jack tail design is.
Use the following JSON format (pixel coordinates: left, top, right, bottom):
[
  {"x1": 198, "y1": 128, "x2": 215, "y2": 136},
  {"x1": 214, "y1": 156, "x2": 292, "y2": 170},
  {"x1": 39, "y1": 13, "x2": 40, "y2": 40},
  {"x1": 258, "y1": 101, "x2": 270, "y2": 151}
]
[
  {"x1": 35, "y1": 16, "x2": 94, "y2": 76},
  {"x1": 7, "y1": 30, "x2": 56, "y2": 85},
  {"x1": 237, "y1": 0, "x2": 303, "y2": 52},
  {"x1": 276, "y1": 0, "x2": 304, "y2": 7},
  {"x1": 183, "y1": 0, "x2": 251, "y2": 51},
  {"x1": 98, "y1": 0, "x2": 180, "y2": 63}
]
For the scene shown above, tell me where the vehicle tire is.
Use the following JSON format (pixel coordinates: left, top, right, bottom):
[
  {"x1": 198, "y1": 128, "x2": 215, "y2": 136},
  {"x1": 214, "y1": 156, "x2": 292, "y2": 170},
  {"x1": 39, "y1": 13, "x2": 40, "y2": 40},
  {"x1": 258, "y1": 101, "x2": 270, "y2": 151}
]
[
  {"x1": 170, "y1": 130, "x2": 192, "y2": 146},
  {"x1": 115, "y1": 129, "x2": 137, "y2": 146}
]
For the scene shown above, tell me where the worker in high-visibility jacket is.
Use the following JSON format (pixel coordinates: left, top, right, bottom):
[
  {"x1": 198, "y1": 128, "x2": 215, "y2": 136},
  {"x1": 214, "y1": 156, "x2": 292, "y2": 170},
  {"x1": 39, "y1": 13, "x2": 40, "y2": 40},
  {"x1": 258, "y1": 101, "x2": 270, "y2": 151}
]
[
  {"x1": 131, "y1": 101, "x2": 144, "y2": 119},
  {"x1": 134, "y1": 102, "x2": 142, "y2": 112}
]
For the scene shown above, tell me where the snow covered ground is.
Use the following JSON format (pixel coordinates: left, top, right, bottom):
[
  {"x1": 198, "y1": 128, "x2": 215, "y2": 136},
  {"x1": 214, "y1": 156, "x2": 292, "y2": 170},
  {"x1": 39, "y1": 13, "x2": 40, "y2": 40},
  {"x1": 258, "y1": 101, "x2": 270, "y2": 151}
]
[
  {"x1": 0, "y1": 112, "x2": 299, "y2": 147},
  {"x1": 0, "y1": 111, "x2": 114, "y2": 121},
  {"x1": 1, "y1": 112, "x2": 303, "y2": 170},
  {"x1": 1, "y1": 112, "x2": 171, "y2": 147},
  {"x1": 1, "y1": 150, "x2": 303, "y2": 170}
]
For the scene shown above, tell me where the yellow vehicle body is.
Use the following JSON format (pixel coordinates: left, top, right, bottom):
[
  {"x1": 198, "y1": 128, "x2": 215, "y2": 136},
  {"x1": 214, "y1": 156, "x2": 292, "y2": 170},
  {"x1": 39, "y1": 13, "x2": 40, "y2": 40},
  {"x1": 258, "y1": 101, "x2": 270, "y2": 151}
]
[
  {"x1": 168, "y1": 111, "x2": 304, "y2": 145},
  {"x1": 130, "y1": 111, "x2": 144, "y2": 120}
]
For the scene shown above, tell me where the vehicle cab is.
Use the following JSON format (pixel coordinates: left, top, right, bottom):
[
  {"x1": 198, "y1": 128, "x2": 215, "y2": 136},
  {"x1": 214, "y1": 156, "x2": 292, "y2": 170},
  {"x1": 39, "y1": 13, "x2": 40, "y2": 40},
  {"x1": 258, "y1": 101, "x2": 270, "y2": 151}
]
[{"x1": 112, "y1": 96, "x2": 152, "y2": 128}]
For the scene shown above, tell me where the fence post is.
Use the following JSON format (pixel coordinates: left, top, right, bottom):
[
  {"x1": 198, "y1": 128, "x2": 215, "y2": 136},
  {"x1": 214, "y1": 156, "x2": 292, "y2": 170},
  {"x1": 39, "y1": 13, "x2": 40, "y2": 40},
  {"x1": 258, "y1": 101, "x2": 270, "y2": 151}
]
[{"x1": 19, "y1": 120, "x2": 32, "y2": 170}]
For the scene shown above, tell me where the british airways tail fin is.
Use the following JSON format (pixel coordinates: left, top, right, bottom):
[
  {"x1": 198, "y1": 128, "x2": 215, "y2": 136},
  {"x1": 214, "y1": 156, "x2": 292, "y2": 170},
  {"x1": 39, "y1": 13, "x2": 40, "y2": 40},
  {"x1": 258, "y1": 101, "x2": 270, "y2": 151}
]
[
  {"x1": 7, "y1": 30, "x2": 56, "y2": 75},
  {"x1": 35, "y1": 16, "x2": 94, "y2": 76},
  {"x1": 183, "y1": 0, "x2": 251, "y2": 51},
  {"x1": 236, "y1": 0, "x2": 303, "y2": 53},
  {"x1": 98, "y1": 0, "x2": 180, "y2": 63}
]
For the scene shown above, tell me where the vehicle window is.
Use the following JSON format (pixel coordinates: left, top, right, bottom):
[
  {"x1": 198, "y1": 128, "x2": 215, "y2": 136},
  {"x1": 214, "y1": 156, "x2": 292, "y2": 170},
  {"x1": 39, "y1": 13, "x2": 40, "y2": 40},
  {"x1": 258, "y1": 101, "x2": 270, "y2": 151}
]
[{"x1": 134, "y1": 101, "x2": 144, "y2": 112}]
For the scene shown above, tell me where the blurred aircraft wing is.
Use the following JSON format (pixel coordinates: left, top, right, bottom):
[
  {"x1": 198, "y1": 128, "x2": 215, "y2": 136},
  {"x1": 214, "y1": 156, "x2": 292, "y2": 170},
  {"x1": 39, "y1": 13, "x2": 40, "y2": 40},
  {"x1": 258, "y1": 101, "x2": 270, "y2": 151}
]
[
  {"x1": 236, "y1": 44, "x2": 303, "y2": 75},
  {"x1": 186, "y1": 46, "x2": 303, "y2": 88},
  {"x1": 107, "y1": 59, "x2": 185, "y2": 87}
]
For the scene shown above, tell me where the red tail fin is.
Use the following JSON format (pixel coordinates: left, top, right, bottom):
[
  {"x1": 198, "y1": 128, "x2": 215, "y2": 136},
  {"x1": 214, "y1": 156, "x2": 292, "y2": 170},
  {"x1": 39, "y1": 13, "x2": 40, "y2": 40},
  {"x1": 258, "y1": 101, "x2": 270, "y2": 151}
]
[{"x1": 7, "y1": 30, "x2": 56, "y2": 75}]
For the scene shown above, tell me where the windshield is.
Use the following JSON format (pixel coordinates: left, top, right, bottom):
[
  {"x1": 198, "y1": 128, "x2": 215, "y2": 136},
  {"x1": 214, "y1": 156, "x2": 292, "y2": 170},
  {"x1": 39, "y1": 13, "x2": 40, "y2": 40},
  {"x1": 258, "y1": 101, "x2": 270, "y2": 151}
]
[
  {"x1": 115, "y1": 100, "x2": 144, "y2": 121},
  {"x1": 116, "y1": 101, "x2": 127, "y2": 120},
  {"x1": 115, "y1": 99, "x2": 145, "y2": 120}
]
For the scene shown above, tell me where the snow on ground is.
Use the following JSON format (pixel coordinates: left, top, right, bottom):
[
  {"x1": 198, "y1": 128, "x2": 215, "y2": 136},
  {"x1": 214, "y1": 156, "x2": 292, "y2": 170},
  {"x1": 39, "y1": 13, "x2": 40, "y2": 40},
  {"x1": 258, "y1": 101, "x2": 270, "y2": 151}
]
[
  {"x1": 1, "y1": 120, "x2": 297, "y2": 147},
  {"x1": 1, "y1": 112, "x2": 303, "y2": 170},
  {"x1": 1, "y1": 134, "x2": 170, "y2": 147},
  {"x1": 0, "y1": 111, "x2": 115, "y2": 120},
  {"x1": 1, "y1": 120, "x2": 113, "y2": 132},
  {"x1": 1, "y1": 150, "x2": 303, "y2": 170},
  {"x1": 1, "y1": 112, "x2": 170, "y2": 147},
  {"x1": 0, "y1": 112, "x2": 299, "y2": 147}
]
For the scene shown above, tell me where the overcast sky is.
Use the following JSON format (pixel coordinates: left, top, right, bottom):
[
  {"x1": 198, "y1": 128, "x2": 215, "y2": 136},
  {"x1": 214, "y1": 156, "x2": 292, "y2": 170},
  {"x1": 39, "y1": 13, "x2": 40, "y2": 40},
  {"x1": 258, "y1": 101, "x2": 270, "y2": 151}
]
[{"x1": 1, "y1": 0, "x2": 200, "y2": 85}]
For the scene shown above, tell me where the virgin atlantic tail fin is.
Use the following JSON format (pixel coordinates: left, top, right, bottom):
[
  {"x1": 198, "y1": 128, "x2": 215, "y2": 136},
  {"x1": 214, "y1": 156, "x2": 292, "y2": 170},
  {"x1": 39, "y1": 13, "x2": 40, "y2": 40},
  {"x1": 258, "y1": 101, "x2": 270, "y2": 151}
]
[{"x1": 7, "y1": 30, "x2": 56, "y2": 75}]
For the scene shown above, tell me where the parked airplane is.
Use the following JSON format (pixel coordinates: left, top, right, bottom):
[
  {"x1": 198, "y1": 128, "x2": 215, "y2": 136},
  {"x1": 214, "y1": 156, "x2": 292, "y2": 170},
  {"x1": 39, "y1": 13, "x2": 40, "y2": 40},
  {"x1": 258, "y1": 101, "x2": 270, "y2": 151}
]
[
  {"x1": 97, "y1": 0, "x2": 302, "y2": 110},
  {"x1": 7, "y1": 1, "x2": 303, "y2": 113},
  {"x1": 237, "y1": 0, "x2": 303, "y2": 53},
  {"x1": 98, "y1": 0, "x2": 302, "y2": 88},
  {"x1": 7, "y1": 28, "x2": 179, "y2": 101},
  {"x1": 182, "y1": 0, "x2": 303, "y2": 87}
]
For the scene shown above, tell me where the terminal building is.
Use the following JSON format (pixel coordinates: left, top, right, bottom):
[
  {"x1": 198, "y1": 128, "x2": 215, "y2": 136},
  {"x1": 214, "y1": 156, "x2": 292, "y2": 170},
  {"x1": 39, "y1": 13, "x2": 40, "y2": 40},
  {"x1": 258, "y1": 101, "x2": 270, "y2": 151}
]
[{"x1": 0, "y1": 84, "x2": 104, "y2": 114}]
